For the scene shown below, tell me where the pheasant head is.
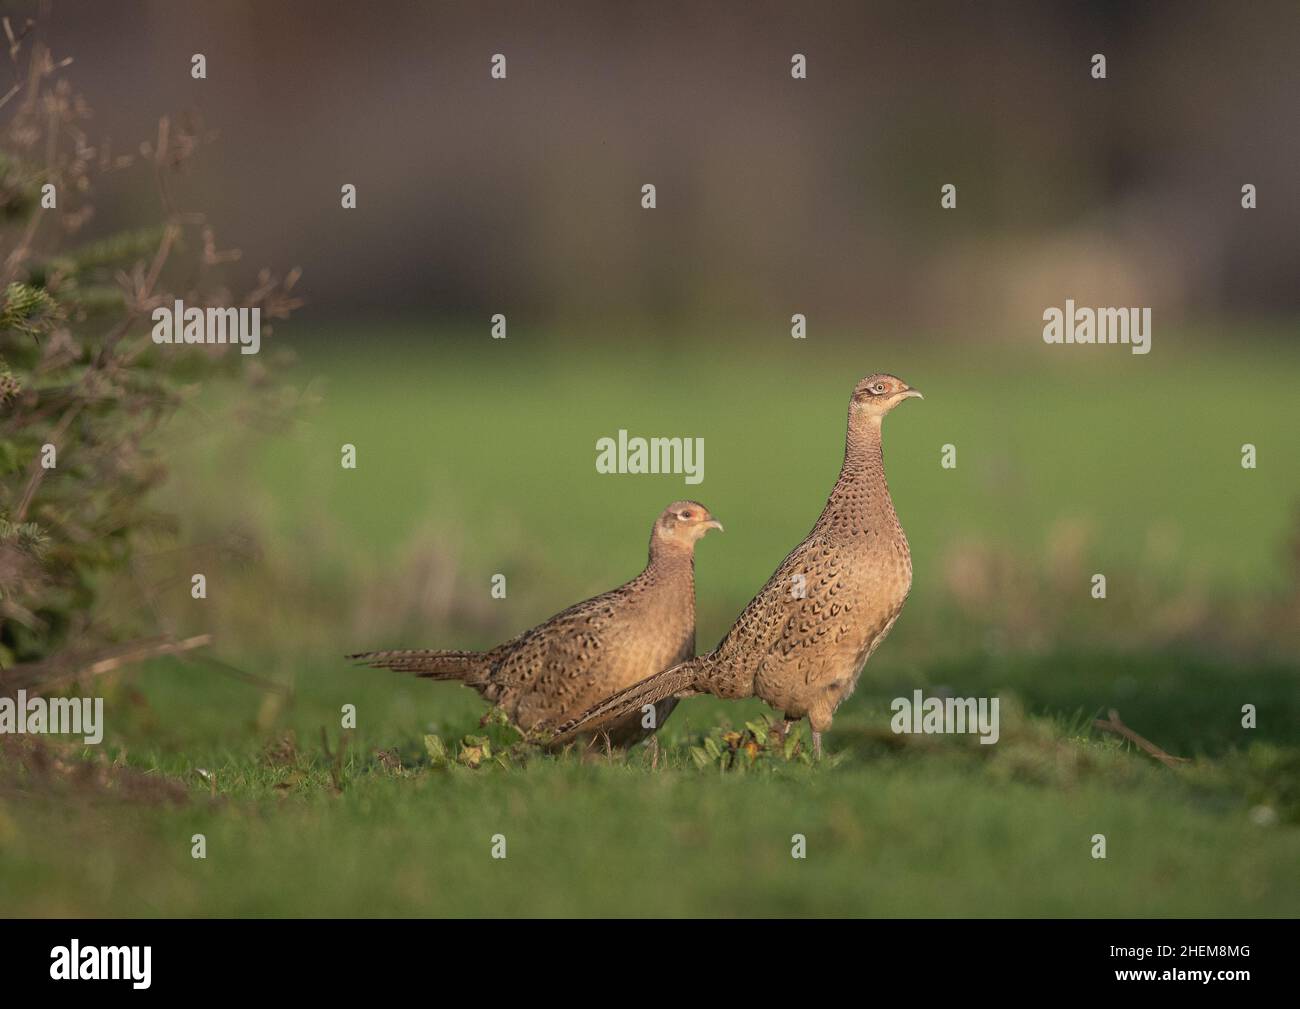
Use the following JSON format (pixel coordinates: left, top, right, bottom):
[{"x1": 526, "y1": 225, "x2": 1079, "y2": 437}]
[
  {"x1": 851, "y1": 373, "x2": 922, "y2": 422},
  {"x1": 653, "y1": 500, "x2": 723, "y2": 551}
]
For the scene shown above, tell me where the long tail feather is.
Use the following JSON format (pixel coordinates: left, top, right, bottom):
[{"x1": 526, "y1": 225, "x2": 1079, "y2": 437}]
[
  {"x1": 547, "y1": 657, "x2": 703, "y2": 743},
  {"x1": 349, "y1": 648, "x2": 489, "y2": 684}
]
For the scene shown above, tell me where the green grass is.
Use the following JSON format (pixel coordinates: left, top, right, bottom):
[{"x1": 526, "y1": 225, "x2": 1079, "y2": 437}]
[
  {"x1": 3, "y1": 326, "x2": 1298, "y2": 917},
  {"x1": 3, "y1": 652, "x2": 1296, "y2": 917}
]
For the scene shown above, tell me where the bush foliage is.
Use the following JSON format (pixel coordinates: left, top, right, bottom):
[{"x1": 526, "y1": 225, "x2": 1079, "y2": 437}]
[{"x1": 0, "y1": 27, "x2": 299, "y2": 669}]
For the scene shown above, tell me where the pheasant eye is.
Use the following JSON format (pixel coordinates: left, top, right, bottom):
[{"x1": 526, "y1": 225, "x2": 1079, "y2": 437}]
[
  {"x1": 678, "y1": 511, "x2": 692, "y2": 520},
  {"x1": 871, "y1": 384, "x2": 886, "y2": 394}
]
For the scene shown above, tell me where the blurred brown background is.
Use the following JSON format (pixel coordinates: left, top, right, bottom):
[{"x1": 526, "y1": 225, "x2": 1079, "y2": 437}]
[{"x1": 38, "y1": 0, "x2": 1300, "y2": 337}]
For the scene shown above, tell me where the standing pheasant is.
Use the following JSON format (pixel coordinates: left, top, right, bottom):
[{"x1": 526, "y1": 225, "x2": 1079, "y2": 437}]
[
  {"x1": 350, "y1": 501, "x2": 722, "y2": 747},
  {"x1": 549, "y1": 375, "x2": 921, "y2": 757}
]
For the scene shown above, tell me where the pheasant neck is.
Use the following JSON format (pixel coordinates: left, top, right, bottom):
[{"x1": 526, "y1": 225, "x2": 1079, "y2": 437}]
[
  {"x1": 821, "y1": 412, "x2": 900, "y2": 535},
  {"x1": 646, "y1": 539, "x2": 697, "y2": 586}
]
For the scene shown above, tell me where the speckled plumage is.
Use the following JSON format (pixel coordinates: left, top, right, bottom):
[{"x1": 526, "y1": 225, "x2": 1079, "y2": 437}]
[
  {"x1": 350, "y1": 501, "x2": 721, "y2": 747},
  {"x1": 551, "y1": 375, "x2": 920, "y2": 755}
]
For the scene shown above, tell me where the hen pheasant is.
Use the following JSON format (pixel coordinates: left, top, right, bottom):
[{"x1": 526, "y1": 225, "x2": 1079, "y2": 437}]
[
  {"x1": 351, "y1": 501, "x2": 722, "y2": 747},
  {"x1": 549, "y1": 375, "x2": 920, "y2": 757}
]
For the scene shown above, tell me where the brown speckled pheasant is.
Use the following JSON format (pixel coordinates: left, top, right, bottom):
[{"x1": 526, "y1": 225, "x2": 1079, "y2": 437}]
[
  {"x1": 550, "y1": 375, "x2": 920, "y2": 758},
  {"x1": 350, "y1": 501, "x2": 721, "y2": 747}
]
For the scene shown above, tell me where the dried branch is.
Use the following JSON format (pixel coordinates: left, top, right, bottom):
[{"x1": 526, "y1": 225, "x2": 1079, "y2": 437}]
[
  {"x1": 0, "y1": 633, "x2": 211, "y2": 694},
  {"x1": 1093, "y1": 709, "x2": 1190, "y2": 769}
]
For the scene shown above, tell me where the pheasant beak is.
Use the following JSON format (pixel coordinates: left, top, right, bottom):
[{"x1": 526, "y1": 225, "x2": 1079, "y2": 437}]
[
  {"x1": 901, "y1": 388, "x2": 923, "y2": 400},
  {"x1": 703, "y1": 518, "x2": 724, "y2": 533}
]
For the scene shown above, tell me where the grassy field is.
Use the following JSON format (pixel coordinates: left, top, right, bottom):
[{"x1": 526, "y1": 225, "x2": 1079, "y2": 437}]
[{"x1": 2, "y1": 326, "x2": 1298, "y2": 917}]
